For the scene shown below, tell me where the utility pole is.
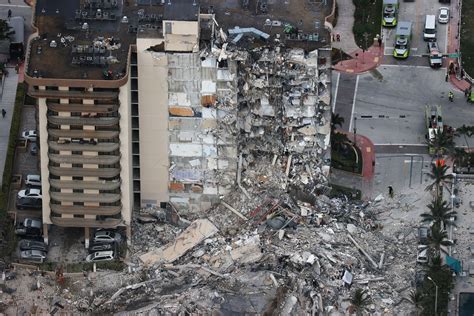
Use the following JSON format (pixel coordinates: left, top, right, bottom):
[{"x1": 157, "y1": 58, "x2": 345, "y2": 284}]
[
  {"x1": 427, "y1": 276, "x2": 438, "y2": 315},
  {"x1": 362, "y1": 32, "x2": 369, "y2": 64}
]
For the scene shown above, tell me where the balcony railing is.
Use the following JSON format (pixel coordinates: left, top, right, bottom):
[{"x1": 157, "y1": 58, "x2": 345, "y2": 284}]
[
  {"x1": 49, "y1": 179, "x2": 121, "y2": 190},
  {"x1": 49, "y1": 154, "x2": 120, "y2": 165},
  {"x1": 48, "y1": 141, "x2": 119, "y2": 152},
  {"x1": 48, "y1": 103, "x2": 119, "y2": 113},
  {"x1": 50, "y1": 204, "x2": 121, "y2": 215},
  {"x1": 48, "y1": 116, "x2": 119, "y2": 127},
  {"x1": 50, "y1": 217, "x2": 122, "y2": 228},
  {"x1": 28, "y1": 88, "x2": 118, "y2": 100},
  {"x1": 50, "y1": 192, "x2": 121, "y2": 203},
  {"x1": 49, "y1": 166, "x2": 120, "y2": 178},
  {"x1": 48, "y1": 129, "x2": 119, "y2": 139}
]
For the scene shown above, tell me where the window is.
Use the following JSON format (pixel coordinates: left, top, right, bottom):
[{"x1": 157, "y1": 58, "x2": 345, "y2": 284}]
[{"x1": 165, "y1": 22, "x2": 172, "y2": 34}]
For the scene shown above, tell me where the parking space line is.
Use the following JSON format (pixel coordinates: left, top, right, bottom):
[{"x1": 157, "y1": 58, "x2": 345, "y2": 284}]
[
  {"x1": 375, "y1": 143, "x2": 427, "y2": 146},
  {"x1": 348, "y1": 75, "x2": 359, "y2": 132},
  {"x1": 332, "y1": 72, "x2": 340, "y2": 113}
]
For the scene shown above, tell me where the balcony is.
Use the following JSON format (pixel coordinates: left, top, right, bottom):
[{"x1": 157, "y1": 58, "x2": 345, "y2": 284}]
[
  {"x1": 50, "y1": 192, "x2": 121, "y2": 203},
  {"x1": 48, "y1": 141, "x2": 119, "y2": 152},
  {"x1": 50, "y1": 217, "x2": 122, "y2": 228},
  {"x1": 49, "y1": 179, "x2": 121, "y2": 190},
  {"x1": 49, "y1": 154, "x2": 120, "y2": 165},
  {"x1": 49, "y1": 166, "x2": 120, "y2": 178},
  {"x1": 50, "y1": 204, "x2": 121, "y2": 215},
  {"x1": 28, "y1": 88, "x2": 118, "y2": 100},
  {"x1": 48, "y1": 103, "x2": 119, "y2": 113},
  {"x1": 48, "y1": 129, "x2": 119, "y2": 139},
  {"x1": 48, "y1": 116, "x2": 119, "y2": 127}
]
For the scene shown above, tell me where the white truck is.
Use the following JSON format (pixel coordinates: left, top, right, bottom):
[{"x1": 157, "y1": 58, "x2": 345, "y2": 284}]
[{"x1": 427, "y1": 42, "x2": 443, "y2": 68}]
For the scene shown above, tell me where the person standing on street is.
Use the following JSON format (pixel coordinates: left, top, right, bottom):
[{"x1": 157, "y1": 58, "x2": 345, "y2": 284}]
[
  {"x1": 448, "y1": 91, "x2": 454, "y2": 102},
  {"x1": 7, "y1": 9, "x2": 12, "y2": 19},
  {"x1": 2, "y1": 109, "x2": 6, "y2": 118},
  {"x1": 388, "y1": 186, "x2": 394, "y2": 198}
]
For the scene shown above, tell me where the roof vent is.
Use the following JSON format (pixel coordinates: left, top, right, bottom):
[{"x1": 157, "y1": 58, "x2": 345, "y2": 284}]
[{"x1": 50, "y1": 40, "x2": 57, "y2": 48}]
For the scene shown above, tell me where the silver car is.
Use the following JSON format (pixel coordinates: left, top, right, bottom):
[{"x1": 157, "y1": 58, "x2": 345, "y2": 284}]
[
  {"x1": 93, "y1": 230, "x2": 122, "y2": 244},
  {"x1": 438, "y1": 7, "x2": 450, "y2": 24},
  {"x1": 20, "y1": 250, "x2": 47, "y2": 263}
]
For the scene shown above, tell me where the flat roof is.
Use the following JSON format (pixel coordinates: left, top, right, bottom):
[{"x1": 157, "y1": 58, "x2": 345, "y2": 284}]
[{"x1": 164, "y1": 0, "x2": 200, "y2": 21}]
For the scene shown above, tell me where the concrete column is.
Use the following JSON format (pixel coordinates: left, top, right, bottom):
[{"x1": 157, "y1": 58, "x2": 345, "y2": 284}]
[
  {"x1": 126, "y1": 225, "x2": 131, "y2": 246},
  {"x1": 43, "y1": 224, "x2": 48, "y2": 245},
  {"x1": 84, "y1": 227, "x2": 90, "y2": 248}
]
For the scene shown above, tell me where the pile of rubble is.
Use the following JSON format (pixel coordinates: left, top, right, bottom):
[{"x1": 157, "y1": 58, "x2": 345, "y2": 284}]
[{"x1": 93, "y1": 193, "x2": 417, "y2": 315}]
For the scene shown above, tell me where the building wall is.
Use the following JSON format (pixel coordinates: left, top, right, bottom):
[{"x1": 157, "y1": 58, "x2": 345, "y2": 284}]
[
  {"x1": 119, "y1": 80, "x2": 134, "y2": 225},
  {"x1": 38, "y1": 94, "x2": 51, "y2": 225},
  {"x1": 136, "y1": 38, "x2": 170, "y2": 207},
  {"x1": 162, "y1": 20, "x2": 199, "y2": 52}
]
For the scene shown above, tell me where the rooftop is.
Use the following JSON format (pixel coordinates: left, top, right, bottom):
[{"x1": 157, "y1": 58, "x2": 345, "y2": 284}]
[{"x1": 164, "y1": 0, "x2": 200, "y2": 21}]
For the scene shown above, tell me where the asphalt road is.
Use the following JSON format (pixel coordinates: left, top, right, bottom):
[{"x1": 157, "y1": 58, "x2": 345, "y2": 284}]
[{"x1": 382, "y1": 0, "x2": 450, "y2": 60}]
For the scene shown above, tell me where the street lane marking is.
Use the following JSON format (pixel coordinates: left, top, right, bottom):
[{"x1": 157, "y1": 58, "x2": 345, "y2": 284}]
[
  {"x1": 348, "y1": 75, "x2": 359, "y2": 132},
  {"x1": 0, "y1": 4, "x2": 30, "y2": 8},
  {"x1": 375, "y1": 143, "x2": 427, "y2": 146},
  {"x1": 380, "y1": 64, "x2": 433, "y2": 69},
  {"x1": 332, "y1": 72, "x2": 340, "y2": 113}
]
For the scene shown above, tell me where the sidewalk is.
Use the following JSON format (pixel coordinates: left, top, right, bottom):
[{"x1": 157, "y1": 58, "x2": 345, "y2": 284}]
[
  {"x1": 0, "y1": 69, "x2": 19, "y2": 187},
  {"x1": 331, "y1": 0, "x2": 359, "y2": 54},
  {"x1": 333, "y1": 44, "x2": 384, "y2": 74}
]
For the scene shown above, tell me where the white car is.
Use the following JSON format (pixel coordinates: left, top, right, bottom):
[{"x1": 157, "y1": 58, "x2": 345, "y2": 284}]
[
  {"x1": 93, "y1": 230, "x2": 122, "y2": 243},
  {"x1": 25, "y1": 174, "x2": 41, "y2": 187},
  {"x1": 86, "y1": 250, "x2": 115, "y2": 262},
  {"x1": 22, "y1": 130, "x2": 38, "y2": 141},
  {"x1": 20, "y1": 250, "x2": 47, "y2": 263},
  {"x1": 17, "y1": 188, "x2": 42, "y2": 199},
  {"x1": 438, "y1": 7, "x2": 450, "y2": 24},
  {"x1": 416, "y1": 245, "x2": 428, "y2": 264}
]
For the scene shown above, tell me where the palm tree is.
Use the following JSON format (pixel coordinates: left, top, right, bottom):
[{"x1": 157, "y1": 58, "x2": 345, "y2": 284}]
[
  {"x1": 427, "y1": 224, "x2": 452, "y2": 257},
  {"x1": 349, "y1": 288, "x2": 371, "y2": 316},
  {"x1": 420, "y1": 197, "x2": 457, "y2": 228},
  {"x1": 331, "y1": 131, "x2": 350, "y2": 151},
  {"x1": 426, "y1": 128, "x2": 455, "y2": 158},
  {"x1": 407, "y1": 290, "x2": 423, "y2": 316},
  {"x1": 331, "y1": 112, "x2": 345, "y2": 134},
  {"x1": 425, "y1": 164, "x2": 451, "y2": 198}
]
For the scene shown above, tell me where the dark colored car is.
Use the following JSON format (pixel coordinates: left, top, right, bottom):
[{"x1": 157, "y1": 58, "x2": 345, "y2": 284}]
[
  {"x1": 418, "y1": 226, "x2": 430, "y2": 244},
  {"x1": 16, "y1": 197, "x2": 42, "y2": 210},
  {"x1": 89, "y1": 242, "x2": 114, "y2": 253},
  {"x1": 19, "y1": 239, "x2": 48, "y2": 252},
  {"x1": 30, "y1": 143, "x2": 38, "y2": 155}
]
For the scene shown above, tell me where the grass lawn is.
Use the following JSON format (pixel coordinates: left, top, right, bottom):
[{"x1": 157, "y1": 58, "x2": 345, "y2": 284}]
[
  {"x1": 331, "y1": 143, "x2": 363, "y2": 174},
  {"x1": 461, "y1": 0, "x2": 474, "y2": 76},
  {"x1": 353, "y1": 0, "x2": 383, "y2": 49}
]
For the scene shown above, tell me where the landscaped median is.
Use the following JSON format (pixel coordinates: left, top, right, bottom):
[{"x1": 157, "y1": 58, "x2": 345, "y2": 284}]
[
  {"x1": 0, "y1": 83, "x2": 25, "y2": 259},
  {"x1": 353, "y1": 0, "x2": 383, "y2": 49},
  {"x1": 461, "y1": 0, "x2": 474, "y2": 76}
]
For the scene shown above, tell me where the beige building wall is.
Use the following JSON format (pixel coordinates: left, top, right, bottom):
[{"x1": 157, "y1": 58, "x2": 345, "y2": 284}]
[
  {"x1": 136, "y1": 38, "x2": 169, "y2": 207},
  {"x1": 162, "y1": 20, "x2": 199, "y2": 52},
  {"x1": 38, "y1": 94, "x2": 51, "y2": 227},
  {"x1": 119, "y1": 80, "x2": 134, "y2": 225}
]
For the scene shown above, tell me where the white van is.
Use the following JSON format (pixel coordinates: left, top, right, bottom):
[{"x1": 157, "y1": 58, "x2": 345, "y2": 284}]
[{"x1": 423, "y1": 15, "x2": 437, "y2": 41}]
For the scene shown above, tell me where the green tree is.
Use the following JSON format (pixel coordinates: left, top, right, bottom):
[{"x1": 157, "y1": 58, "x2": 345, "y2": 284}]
[
  {"x1": 420, "y1": 197, "x2": 456, "y2": 228},
  {"x1": 0, "y1": 19, "x2": 14, "y2": 41},
  {"x1": 331, "y1": 112, "x2": 345, "y2": 134},
  {"x1": 407, "y1": 290, "x2": 423, "y2": 316},
  {"x1": 349, "y1": 288, "x2": 371, "y2": 316},
  {"x1": 427, "y1": 224, "x2": 451, "y2": 257},
  {"x1": 425, "y1": 164, "x2": 451, "y2": 198},
  {"x1": 426, "y1": 128, "x2": 455, "y2": 158}
]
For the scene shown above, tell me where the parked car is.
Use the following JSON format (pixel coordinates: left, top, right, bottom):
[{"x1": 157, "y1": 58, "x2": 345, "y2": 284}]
[
  {"x1": 17, "y1": 188, "x2": 42, "y2": 200},
  {"x1": 416, "y1": 245, "x2": 428, "y2": 264},
  {"x1": 93, "y1": 230, "x2": 122, "y2": 244},
  {"x1": 21, "y1": 130, "x2": 37, "y2": 141},
  {"x1": 86, "y1": 251, "x2": 115, "y2": 262},
  {"x1": 30, "y1": 143, "x2": 38, "y2": 155},
  {"x1": 15, "y1": 218, "x2": 42, "y2": 236},
  {"x1": 20, "y1": 250, "x2": 47, "y2": 263},
  {"x1": 418, "y1": 226, "x2": 430, "y2": 244},
  {"x1": 438, "y1": 7, "x2": 450, "y2": 24},
  {"x1": 19, "y1": 239, "x2": 48, "y2": 252},
  {"x1": 16, "y1": 197, "x2": 42, "y2": 210},
  {"x1": 25, "y1": 174, "x2": 41, "y2": 187},
  {"x1": 89, "y1": 242, "x2": 114, "y2": 253}
]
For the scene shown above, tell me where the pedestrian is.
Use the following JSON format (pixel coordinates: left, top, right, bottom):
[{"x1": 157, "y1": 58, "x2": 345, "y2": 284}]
[
  {"x1": 336, "y1": 33, "x2": 341, "y2": 42},
  {"x1": 2, "y1": 109, "x2": 6, "y2": 118},
  {"x1": 14, "y1": 64, "x2": 18, "y2": 74},
  {"x1": 445, "y1": 73, "x2": 449, "y2": 82},
  {"x1": 7, "y1": 9, "x2": 11, "y2": 19},
  {"x1": 388, "y1": 186, "x2": 394, "y2": 198},
  {"x1": 448, "y1": 91, "x2": 454, "y2": 102},
  {"x1": 378, "y1": 36, "x2": 382, "y2": 47},
  {"x1": 465, "y1": 88, "x2": 469, "y2": 97}
]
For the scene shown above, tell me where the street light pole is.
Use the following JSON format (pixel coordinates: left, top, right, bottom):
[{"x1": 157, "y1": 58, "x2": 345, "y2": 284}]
[{"x1": 427, "y1": 276, "x2": 438, "y2": 315}]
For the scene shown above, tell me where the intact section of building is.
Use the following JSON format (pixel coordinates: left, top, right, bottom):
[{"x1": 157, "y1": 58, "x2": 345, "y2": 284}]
[{"x1": 25, "y1": 0, "x2": 332, "y2": 244}]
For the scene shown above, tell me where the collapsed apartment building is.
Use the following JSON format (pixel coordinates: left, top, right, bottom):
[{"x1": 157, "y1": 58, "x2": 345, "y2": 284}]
[{"x1": 24, "y1": 0, "x2": 332, "y2": 244}]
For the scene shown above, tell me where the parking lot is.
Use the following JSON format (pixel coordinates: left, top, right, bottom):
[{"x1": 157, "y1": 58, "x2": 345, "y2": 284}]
[{"x1": 382, "y1": 0, "x2": 450, "y2": 58}]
